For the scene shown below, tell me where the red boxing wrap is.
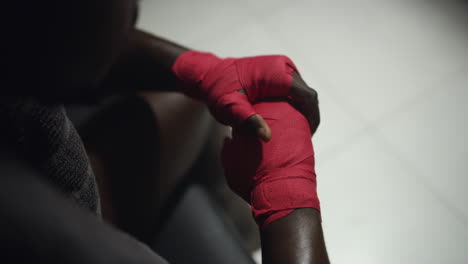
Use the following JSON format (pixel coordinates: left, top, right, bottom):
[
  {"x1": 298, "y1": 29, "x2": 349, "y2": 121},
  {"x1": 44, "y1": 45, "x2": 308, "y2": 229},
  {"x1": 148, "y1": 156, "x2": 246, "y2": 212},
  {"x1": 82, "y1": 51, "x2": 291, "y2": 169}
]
[
  {"x1": 222, "y1": 101, "x2": 320, "y2": 229},
  {"x1": 172, "y1": 51, "x2": 298, "y2": 126}
]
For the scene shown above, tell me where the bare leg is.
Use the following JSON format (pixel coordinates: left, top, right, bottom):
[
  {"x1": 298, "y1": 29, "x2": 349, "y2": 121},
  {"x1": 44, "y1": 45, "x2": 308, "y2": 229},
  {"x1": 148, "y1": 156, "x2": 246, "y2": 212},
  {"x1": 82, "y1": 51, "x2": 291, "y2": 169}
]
[
  {"x1": 80, "y1": 92, "x2": 212, "y2": 242},
  {"x1": 186, "y1": 120, "x2": 261, "y2": 251},
  {"x1": 79, "y1": 92, "x2": 258, "y2": 249},
  {"x1": 143, "y1": 92, "x2": 259, "y2": 250}
]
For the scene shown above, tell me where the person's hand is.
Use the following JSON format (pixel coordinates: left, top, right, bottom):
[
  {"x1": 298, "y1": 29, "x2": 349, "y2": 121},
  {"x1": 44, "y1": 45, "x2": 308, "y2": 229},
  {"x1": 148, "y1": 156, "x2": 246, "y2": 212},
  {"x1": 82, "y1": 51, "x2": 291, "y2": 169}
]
[
  {"x1": 172, "y1": 51, "x2": 320, "y2": 141},
  {"x1": 221, "y1": 101, "x2": 320, "y2": 228},
  {"x1": 242, "y1": 70, "x2": 320, "y2": 141}
]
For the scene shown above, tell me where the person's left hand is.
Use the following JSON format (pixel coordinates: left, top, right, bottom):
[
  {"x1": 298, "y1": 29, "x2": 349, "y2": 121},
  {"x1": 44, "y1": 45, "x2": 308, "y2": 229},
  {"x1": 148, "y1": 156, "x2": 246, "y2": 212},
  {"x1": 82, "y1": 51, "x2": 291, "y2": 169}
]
[{"x1": 173, "y1": 52, "x2": 320, "y2": 141}]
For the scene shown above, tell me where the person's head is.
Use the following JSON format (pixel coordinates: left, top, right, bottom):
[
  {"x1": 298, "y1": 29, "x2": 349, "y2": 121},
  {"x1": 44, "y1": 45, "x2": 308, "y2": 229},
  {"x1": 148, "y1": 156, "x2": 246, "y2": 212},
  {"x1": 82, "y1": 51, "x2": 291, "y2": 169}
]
[{"x1": 2, "y1": 0, "x2": 139, "y2": 102}]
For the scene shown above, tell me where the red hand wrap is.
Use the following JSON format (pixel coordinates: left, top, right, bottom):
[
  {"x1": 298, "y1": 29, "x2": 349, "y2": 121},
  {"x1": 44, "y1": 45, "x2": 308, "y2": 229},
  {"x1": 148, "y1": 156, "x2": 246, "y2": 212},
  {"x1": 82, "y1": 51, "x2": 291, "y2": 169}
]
[
  {"x1": 222, "y1": 101, "x2": 320, "y2": 229},
  {"x1": 172, "y1": 51, "x2": 298, "y2": 126}
]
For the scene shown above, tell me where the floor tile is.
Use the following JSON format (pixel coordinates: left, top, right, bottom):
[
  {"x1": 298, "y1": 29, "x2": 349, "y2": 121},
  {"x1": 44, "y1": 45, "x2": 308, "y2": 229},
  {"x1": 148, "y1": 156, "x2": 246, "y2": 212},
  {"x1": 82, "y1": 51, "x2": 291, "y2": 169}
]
[
  {"x1": 375, "y1": 70, "x2": 468, "y2": 223},
  {"x1": 252, "y1": 1, "x2": 468, "y2": 123},
  {"x1": 318, "y1": 135, "x2": 468, "y2": 264},
  {"x1": 138, "y1": 0, "x2": 257, "y2": 48}
]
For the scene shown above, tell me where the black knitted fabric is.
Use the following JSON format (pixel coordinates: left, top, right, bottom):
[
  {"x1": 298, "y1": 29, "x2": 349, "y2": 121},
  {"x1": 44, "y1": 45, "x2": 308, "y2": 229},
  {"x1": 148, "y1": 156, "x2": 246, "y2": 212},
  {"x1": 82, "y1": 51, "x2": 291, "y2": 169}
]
[{"x1": 0, "y1": 97, "x2": 100, "y2": 215}]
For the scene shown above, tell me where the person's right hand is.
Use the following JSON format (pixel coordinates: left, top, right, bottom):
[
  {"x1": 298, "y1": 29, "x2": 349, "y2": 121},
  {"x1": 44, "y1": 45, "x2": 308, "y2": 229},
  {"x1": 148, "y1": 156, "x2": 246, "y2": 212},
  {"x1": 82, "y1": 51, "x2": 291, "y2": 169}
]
[{"x1": 221, "y1": 101, "x2": 320, "y2": 229}]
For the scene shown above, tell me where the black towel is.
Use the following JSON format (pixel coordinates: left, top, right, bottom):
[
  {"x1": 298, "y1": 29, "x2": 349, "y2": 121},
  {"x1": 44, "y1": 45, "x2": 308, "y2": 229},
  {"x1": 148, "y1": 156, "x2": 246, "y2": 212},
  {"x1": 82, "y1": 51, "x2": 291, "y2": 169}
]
[{"x1": 0, "y1": 97, "x2": 100, "y2": 215}]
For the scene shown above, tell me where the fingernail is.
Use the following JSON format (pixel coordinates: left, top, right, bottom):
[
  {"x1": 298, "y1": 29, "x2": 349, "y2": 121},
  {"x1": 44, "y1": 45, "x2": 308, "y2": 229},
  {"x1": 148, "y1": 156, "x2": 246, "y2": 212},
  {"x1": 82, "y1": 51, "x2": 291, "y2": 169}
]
[{"x1": 258, "y1": 128, "x2": 270, "y2": 142}]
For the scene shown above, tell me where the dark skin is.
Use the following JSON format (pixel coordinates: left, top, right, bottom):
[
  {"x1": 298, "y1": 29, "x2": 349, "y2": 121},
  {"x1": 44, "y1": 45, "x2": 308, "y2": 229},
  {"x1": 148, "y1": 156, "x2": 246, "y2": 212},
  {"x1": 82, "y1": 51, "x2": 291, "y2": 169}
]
[
  {"x1": 102, "y1": 22, "x2": 327, "y2": 264},
  {"x1": 2, "y1": 0, "x2": 327, "y2": 263},
  {"x1": 99, "y1": 28, "x2": 330, "y2": 264},
  {"x1": 261, "y1": 209, "x2": 329, "y2": 264},
  {"x1": 104, "y1": 29, "x2": 320, "y2": 140}
]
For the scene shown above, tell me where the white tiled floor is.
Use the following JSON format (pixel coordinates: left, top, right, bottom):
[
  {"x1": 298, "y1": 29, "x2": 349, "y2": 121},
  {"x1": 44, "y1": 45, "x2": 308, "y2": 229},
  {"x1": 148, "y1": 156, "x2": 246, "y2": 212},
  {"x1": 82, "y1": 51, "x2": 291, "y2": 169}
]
[{"x1": 138, "y1": 1, "x2": 468, "y2": 263}]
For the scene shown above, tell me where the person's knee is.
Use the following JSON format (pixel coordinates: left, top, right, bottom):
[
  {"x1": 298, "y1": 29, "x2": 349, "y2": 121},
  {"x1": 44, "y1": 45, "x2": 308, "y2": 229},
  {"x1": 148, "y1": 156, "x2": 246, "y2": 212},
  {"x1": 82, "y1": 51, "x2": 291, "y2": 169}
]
[{"x1": 141, "y1": 91, "x2": 214, "y2": 179}]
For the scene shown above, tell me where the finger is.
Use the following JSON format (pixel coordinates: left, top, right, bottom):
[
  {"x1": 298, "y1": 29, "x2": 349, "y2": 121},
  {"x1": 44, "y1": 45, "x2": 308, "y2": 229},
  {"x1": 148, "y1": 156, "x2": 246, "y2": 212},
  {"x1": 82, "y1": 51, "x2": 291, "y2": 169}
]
[
  {"x1": 308, "y1": 99, "x2": 320, "y2": 135},
  {"x1": 211, "y1": 92, "x2": 272, "y2": 141},
  {"x1": 291, "y1": 95, "x2": 320, "y2": 135},
  {"x1": 243, "y1": 114, "x2": 272, "y2": 142},
  {"x1": 295, "y1": 92, "x2": 320, "y2": 134},
  {"x1": 212, "y1": 92, "x2": 257, "y2": 127},
  {"x1": 303, "y1": 90, "x2": 320, "y2": 135},
  {"x1": 290, "y1": 73, "x2": 321, "y2": 135}
]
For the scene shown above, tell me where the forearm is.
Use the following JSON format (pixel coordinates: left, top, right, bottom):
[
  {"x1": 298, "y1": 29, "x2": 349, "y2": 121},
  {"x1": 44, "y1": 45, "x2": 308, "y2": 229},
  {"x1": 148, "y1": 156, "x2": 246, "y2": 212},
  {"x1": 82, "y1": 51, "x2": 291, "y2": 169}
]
[
  {"x1": 260, "y1": 208, "x2": 330, "y2": 264},
  {"x1": 222, "y1": 100, "x2": 328, "y2": 262},
  {"x1": 102, "y1": 29, "x2": 189, "y2": 94},
  {"x1": 0, "y1": 151, "x2": 167, "y2": 264}
]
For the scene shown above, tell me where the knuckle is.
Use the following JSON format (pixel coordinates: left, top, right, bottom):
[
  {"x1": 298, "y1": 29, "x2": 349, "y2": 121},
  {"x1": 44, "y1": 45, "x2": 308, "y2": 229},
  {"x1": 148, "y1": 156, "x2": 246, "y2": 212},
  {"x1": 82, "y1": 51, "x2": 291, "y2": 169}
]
[
  {"x1": 279, "y1": 54, "x2": 291, "y2": 61},
  {"x1": 308, "y1": 87, "x2": 318, "y2": 99},
  {"x1": 304, "y1": 91, "x2": 317, "y2": 105}
]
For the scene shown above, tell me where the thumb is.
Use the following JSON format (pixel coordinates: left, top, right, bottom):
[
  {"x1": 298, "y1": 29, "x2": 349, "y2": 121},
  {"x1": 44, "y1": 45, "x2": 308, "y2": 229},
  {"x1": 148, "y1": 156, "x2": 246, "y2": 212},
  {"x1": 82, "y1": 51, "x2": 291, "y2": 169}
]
[
  {"x1": 212, "y1": 92, "x2": 271, "y2": 142},
  {"x1": 243, "y1": 114, "x2": 271, "y2": 142}
]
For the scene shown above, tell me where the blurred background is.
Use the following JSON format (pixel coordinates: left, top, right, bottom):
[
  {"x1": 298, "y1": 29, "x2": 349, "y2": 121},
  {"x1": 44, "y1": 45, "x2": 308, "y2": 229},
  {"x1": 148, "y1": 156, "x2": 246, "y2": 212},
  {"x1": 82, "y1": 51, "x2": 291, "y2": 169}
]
[{"x1": 137, "y1": 0, "x2": 468, "y2": 263}]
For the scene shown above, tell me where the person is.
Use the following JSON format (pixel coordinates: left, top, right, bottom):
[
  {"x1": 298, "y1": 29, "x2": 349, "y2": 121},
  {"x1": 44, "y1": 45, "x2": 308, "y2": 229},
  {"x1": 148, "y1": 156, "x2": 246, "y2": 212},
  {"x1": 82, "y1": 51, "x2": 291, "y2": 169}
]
[{"x1": 0, "y1": 0, "x2": 328, "y2": 263}]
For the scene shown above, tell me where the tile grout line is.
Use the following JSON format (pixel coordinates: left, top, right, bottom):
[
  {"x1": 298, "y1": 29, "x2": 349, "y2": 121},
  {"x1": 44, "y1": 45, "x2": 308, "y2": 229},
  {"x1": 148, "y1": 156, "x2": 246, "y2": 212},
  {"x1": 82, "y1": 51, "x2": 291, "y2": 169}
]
[
  {"x1": 316, "y1": 64, "x2": 468, "y2": 228},
  {"x1": 318, "y1": 63, "x2": 468, "y2": 164},
  {"x1": 372, "y1": 129, "x2": 468, "y2": 229},
  {"x1": 220, "y1": 3, "x2": 468, "y2": 226}
]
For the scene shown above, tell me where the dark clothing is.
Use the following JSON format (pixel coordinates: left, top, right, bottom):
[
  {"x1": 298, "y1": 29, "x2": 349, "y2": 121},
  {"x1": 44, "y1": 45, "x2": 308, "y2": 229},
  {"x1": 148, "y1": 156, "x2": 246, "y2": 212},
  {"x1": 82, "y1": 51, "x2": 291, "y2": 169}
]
[{"x1": 0, "y1": 97, "x2": 100, "y2": 214}]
